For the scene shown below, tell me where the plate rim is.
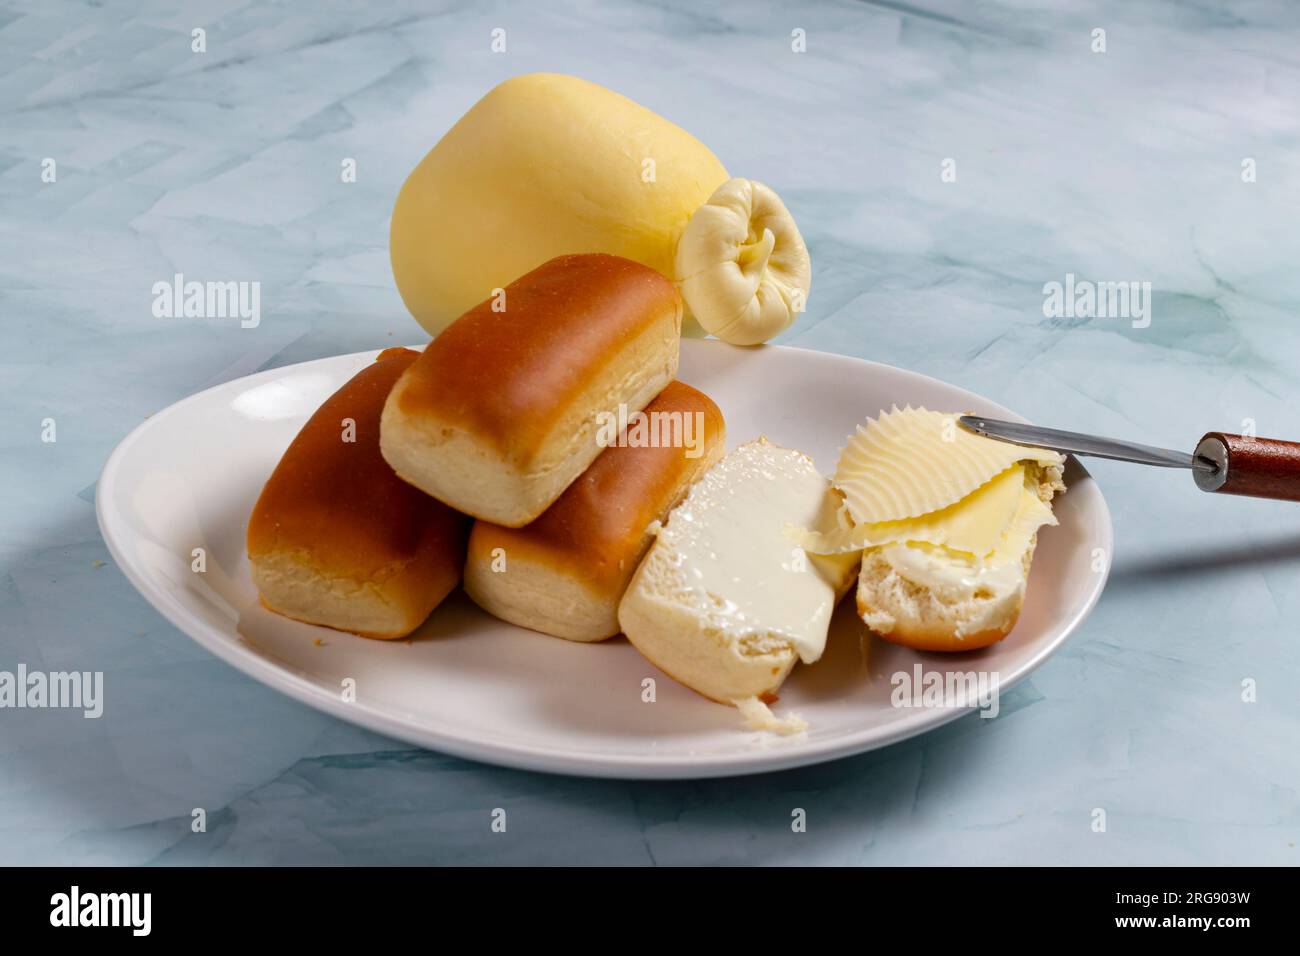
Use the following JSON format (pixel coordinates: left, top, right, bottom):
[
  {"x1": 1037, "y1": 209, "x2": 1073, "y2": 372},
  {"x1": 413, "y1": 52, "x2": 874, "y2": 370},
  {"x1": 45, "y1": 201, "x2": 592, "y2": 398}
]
[{"x1": 96, "y1": 340, "x2": 1113, "y2": 779}]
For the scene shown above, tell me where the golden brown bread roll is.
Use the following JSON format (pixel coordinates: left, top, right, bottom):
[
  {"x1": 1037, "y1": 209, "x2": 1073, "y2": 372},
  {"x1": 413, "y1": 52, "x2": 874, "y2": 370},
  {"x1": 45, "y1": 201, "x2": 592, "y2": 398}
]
[
  {"x1": 247, "y1": 348, "x2": 469, "y2": 639},
  {"x1": 380, "y1": 253, "x2": 682, "y2": 527},
  {"x1": 463, "y1": 381, "x2": 725, "y2": 642}
]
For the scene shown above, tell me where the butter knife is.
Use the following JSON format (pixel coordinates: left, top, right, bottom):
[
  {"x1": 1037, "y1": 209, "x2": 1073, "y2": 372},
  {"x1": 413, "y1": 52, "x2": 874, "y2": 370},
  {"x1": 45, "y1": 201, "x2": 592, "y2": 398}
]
[{"x1": 958, "y1": 416, "x2": 1300, "y2": 503}]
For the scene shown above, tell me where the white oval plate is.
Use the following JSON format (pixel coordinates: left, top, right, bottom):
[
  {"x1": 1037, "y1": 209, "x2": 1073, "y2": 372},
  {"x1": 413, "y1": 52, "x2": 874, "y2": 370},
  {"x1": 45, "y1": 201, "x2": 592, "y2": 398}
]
[{"x1": 97, "y1": 340, "x2": 1111, "y2": 779}]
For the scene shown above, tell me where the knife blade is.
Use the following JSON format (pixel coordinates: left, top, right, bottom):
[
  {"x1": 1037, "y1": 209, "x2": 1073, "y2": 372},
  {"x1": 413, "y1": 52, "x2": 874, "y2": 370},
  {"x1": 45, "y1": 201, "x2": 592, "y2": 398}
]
[
  {"x1": 957, "y1": 416, "x2": 1300, "y2": 502},
  {"x1": 957, "y1": 416, "x2": 1209, "y2": 471}
]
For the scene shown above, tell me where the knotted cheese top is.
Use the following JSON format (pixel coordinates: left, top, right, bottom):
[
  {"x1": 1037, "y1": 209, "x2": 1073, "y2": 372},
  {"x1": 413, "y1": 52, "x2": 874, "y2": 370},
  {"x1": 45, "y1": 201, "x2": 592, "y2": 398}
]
[{"x1": 674, "y1": 178, "x2": 811, "y2": 346}]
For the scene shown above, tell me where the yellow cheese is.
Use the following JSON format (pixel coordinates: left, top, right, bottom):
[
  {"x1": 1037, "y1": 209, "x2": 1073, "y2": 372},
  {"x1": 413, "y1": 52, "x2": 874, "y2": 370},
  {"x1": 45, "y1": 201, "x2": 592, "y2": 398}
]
[
  {"x1": 390, "y1": 73, "x2": 729, "y2": 337},
  {"x1": 794, "y1": 464, "x2": 1027, "y2": 557},
  {"x1": 990, "y1": 483, "x2": 1057, "y2": 564},
  {"x1": 873, "y1": 489, "x2": 1056, "y2": 603},
  {"x1": 628, "y1": 439, "x2": 856, "y2": 666},
  {"x1": 796, "y1": 406, "x2": 1065, "y2": 605},
  {"x1": 834, "y1": 405, "x2": 1064, "y2": 523}
]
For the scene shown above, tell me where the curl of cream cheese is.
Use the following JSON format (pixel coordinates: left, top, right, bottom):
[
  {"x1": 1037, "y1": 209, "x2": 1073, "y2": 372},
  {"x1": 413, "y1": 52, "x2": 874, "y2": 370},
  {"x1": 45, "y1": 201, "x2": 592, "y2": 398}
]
[{"x1": 674, "y1": 178, "x2": 812, "y2": 346}]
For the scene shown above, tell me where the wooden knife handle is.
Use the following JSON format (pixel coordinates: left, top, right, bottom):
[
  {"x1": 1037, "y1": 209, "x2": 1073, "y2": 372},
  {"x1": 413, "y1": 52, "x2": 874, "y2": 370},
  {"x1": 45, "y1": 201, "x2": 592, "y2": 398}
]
[{"x1": 1195, "y1": 432, "x2": 1300, "y2": 502}]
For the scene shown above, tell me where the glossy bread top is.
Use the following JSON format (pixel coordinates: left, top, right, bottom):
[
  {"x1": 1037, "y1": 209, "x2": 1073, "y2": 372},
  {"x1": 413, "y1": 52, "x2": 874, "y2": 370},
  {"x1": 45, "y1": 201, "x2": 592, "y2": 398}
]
[
  {"x1": 248, "y1": 348, "x2": 463, "y2": 572},
  {"x1": 393, "y1": 254, "x2": 682, "y2": 453}
]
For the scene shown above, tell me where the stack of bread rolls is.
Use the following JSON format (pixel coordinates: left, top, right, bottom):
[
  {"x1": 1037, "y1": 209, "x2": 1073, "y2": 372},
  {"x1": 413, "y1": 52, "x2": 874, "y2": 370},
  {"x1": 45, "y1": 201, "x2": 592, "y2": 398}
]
[
  {"x1": 245, "y1": 72, "x2": 859, "y2": 723},
  {"x1": 249, "y1": 252, "x2": 724, "y2": 649}
]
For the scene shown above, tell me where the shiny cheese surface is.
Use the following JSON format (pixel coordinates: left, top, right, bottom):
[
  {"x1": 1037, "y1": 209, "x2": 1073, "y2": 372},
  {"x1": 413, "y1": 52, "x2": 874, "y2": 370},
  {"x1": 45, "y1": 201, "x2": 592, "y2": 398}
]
[
  {"x1": 795, "y1": 463, "x2": 1028, "y2": 557},
  {"x1": 882, "y1": 490, "x2": 1056, "y2": 599},
  {"x1": 991, "y1": 482, "x2": 1057, "y2": 564},
  {"x1": 650, "y1": 439, "x2": 850, "y2": 663}
]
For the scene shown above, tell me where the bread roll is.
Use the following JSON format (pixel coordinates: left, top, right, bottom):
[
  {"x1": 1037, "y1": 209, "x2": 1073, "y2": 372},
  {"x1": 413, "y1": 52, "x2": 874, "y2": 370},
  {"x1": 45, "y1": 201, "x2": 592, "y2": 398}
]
[
  {"x1": 464, "y1": 381, "x2": 725, "y2": 642},
  {"x1": 248, "y1": 348, "x2": 468, "y2": 639},
  {"x1": 617, "y1": 439, "x2": 858, "y2": 704},
  {"x1": 807, "y1": 405, "x2": 1067, "y2": 653},
  {"x1": 854, "y1": 466, "x2": 1063, "y2": 652},
  {"x1": 380, "y1": 254, "x2": 682, "y2": 527},
  {"x1": 855, "y1": 542, "x2": 1035, "y2": 652}
]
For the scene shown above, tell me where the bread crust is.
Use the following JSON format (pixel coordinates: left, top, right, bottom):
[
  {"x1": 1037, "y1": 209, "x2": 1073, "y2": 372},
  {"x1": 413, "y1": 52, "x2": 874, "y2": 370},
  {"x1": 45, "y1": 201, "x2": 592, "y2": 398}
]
[
  {"x1": 464, "y1": 381, "x2": 725, "y2": 641},
  {"x1": 381, "y1": 254, "x2": 682, "y2": 525},
  {"x1": 856, "y1": 536, "x2": 1038, "y2": 653},
  {"x1": 857, "y1": 596, "x2": 1020, "y2": 652},
  {"x1": 247, "y1": 348, "x2": 469, "y2": 638}
]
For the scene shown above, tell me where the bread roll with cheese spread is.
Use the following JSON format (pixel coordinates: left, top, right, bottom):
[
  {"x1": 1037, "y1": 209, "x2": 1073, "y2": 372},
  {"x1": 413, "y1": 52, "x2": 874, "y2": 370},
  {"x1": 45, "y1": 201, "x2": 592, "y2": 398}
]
[
  {"x1": 810, "y1": 405, "x2": 1067, "y2": 653},
  {"x1": 855, "y1": 466, "x2": 1064, "y2": 652},
  {"x1": 380, "y1": 253, "x2": 682, "y2": 527},
  {"x1": 464, "y1": 381, "x2": 725, "y2": 642},
  {"x1": 248, "y1": 348, "x2": 469, "y2": 639},
  {"x1": 618, "y1": 439, "x2": 858, "y2": 704}
]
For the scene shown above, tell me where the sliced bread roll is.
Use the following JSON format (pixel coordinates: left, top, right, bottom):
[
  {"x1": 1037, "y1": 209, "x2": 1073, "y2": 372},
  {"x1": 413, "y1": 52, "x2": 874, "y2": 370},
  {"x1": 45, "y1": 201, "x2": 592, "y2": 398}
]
[
  {"x1": 618, "y1": 439, "x2": 858, "y2": 704},
  {"x1": 855, "y1": 464, "x2": 1064, "y2": 652}
]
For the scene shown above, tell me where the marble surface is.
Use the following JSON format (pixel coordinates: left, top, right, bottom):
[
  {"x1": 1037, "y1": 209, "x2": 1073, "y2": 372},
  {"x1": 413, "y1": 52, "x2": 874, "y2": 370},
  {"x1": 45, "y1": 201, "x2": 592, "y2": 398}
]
[{"x1": 2, "y1": 0, "x2": 1298, "y2": 865}]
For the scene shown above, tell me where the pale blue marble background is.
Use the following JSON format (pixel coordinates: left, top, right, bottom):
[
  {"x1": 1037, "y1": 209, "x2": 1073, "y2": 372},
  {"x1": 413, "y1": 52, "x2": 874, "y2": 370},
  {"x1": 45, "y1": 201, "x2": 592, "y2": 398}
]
[{"x1": 2, "y1": 0, "x2": 1298, "y2": 865}]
